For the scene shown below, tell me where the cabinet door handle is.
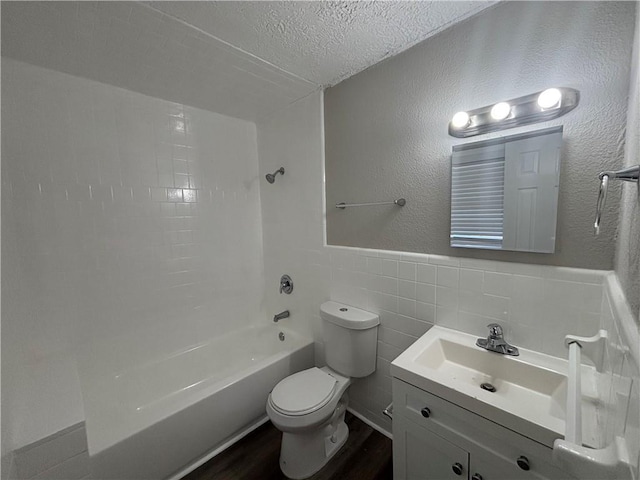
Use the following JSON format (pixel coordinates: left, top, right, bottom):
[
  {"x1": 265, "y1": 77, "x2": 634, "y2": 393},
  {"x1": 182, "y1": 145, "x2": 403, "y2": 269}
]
[
  {"x1": 451, "y1": 463, "x2": 463, "y2": 475},
  {"x1": 421, "y1": 407, "x2": 431, "y2": 418},
  {"x1": 471, "y1": 474, "x2": 483, "y2": 480},
  {"x1": 517, "y1": 456, "x2": 530, "y2": 471}
]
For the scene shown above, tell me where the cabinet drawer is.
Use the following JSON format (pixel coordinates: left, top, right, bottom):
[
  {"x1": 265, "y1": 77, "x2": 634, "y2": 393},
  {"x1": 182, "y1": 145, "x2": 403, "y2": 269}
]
[
  {"x1": 393, "y1": 378, "x2": 574, "y2": 479},
  {"x1": 394, "y1": 414, "x2": 470, "y2": 480}
]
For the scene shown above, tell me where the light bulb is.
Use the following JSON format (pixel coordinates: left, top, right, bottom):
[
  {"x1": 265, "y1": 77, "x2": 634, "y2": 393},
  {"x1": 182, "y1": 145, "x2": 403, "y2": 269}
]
[
  {"x1": 490, "y1": 102, "x2": 511, "y2": 120},
  {"x1": 451, "y1": 111, "x2": 470, "y2": 129},
  {"x1": 537, "y1": 88, "x2": 562, "y2": 110}
]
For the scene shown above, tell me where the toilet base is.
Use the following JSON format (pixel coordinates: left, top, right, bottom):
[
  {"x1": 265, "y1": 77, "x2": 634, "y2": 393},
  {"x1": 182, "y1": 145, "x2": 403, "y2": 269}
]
[{"x1": 279, "y1": 402, "x2": 349, "y2": 479}]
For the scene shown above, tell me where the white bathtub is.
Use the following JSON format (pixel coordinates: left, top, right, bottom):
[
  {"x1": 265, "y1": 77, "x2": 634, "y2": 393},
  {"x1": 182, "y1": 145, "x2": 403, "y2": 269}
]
[{"x1": 86, "y1": 325, "x2": 314, "y2": 479}]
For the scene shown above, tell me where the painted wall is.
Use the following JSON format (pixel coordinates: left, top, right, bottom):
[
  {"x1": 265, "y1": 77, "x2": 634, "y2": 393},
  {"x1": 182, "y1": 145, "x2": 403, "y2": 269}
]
[
  {"x1": 1, "y1": 58, "x2": 265, "y2": 451},
  {"x1": 325, "y1": 1, "x2": 635, "y2": 270},
  {"x1": 615, "y1": 8, "x2": 640, "y2": 324}
]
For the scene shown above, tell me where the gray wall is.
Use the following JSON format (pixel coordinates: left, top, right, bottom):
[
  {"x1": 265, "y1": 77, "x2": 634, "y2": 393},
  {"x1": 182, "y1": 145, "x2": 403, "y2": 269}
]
[
  {"x1": 325, "y1": 1, "x2": 635, "y2": 270},
  {"x1": 616, "y1": 8, "x2": 640, "y2": 324}
]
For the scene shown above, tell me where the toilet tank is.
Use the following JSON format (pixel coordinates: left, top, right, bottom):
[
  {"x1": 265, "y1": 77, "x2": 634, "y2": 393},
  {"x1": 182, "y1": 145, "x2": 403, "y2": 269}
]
[{"x1": 320, "y1": 301, "x2": 379, "y2": 377}]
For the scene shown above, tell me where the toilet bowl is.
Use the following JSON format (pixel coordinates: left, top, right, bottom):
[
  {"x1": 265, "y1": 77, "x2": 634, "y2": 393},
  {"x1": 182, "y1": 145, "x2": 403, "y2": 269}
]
[
  {"x1": 266, "y1": 366, "x2": 351, "y2": 479},
  {"x1": 266, "y1": 301, "x2": 379, "y2": 479}
]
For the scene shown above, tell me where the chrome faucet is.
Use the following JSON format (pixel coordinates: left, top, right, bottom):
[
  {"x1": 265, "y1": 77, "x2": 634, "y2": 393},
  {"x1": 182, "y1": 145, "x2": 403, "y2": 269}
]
[
  {"x1": 273, "y1": 310, "x2": 290, "y2": 322},
  {"x1": 476, "y1": 323, "x2": 519, "y2": 356}
]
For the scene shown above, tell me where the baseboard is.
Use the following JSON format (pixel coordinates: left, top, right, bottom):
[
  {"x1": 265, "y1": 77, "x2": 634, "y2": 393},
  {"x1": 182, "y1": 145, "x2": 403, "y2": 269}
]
[
  {"x1": 347, "y1": 407, "x2": 393, "y2": 440},
  {"x1": 167, "y1": 415, "x2": 270, "y2": 480}
]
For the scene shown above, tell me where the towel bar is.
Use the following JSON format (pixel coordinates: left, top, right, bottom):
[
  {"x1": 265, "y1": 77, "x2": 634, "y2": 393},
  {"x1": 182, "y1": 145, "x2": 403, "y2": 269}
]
[
  {"x1": 594, "y1": 165, "x2": 639, "y2": 235},
  {"x1": 336, "y1": 198, "x2": 406, "y2": 209}
]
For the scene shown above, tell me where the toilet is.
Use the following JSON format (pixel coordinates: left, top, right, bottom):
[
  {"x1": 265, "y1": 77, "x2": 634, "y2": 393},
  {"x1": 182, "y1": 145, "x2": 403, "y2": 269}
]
[{"x1": 266, "y1": 301, "x2": 379, "y2": 479}]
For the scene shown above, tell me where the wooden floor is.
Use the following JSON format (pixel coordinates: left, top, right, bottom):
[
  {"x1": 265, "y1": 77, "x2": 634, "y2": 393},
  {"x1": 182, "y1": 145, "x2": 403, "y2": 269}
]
[{"x1": 184, "y1": 413, "x2": 393, "y2": 480}]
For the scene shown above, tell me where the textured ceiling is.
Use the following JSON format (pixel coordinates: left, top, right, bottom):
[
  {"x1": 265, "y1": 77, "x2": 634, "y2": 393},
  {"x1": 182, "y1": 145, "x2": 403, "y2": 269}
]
[
  {"x1": 1, "y1": 1, "x2": 317, "y2": 121},
  {"x1": 2, "y1": 1, "x2": 496, "y2": 121},
  {"x1": 146, "y1": 1, "x2": 496, "y2": 86}
]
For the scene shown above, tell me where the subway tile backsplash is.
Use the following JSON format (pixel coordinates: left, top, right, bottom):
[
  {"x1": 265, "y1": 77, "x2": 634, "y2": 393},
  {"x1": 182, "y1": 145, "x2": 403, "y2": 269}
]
[
  {"x1": 306, "y1": 244, "x2": 608, "y2": 432},
  {"x1": 327, "y1": 249, "x2": 637, "y2": 475},
  {"x1": 327, "y1": 245, "x2": 606, "y2": 355}
]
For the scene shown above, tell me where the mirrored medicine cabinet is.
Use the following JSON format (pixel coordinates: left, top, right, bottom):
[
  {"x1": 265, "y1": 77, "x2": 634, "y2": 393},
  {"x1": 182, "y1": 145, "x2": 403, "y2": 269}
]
[{"x1": 450, "y1": 126, "x2": 562, "y2": 253}]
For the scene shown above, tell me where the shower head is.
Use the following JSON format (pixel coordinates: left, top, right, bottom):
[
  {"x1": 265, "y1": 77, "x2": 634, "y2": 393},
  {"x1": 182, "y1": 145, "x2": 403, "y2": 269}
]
[{"x1": 266, "y1": 167, "x2": 285, "y2": 184}]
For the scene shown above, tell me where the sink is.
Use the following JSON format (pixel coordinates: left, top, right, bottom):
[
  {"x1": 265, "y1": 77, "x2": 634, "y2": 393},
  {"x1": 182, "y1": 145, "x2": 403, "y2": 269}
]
[
  {"x1": 415, "y1": 336, "x2": 567, "y2": 419},
  {"x1": 391, "y1": 326, "x2": 600, "y2": 448}
]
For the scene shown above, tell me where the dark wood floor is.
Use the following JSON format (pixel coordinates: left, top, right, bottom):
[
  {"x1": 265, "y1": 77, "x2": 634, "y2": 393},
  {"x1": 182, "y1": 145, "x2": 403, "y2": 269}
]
[{"x1": 184, "y1": 413, "x2": 393, "y2": 480}]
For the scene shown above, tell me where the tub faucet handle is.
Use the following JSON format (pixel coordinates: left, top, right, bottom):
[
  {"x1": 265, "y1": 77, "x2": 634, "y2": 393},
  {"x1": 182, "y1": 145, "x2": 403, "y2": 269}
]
[{"x1": 279, "y1": 274, "x2": 293, "y2": 294}]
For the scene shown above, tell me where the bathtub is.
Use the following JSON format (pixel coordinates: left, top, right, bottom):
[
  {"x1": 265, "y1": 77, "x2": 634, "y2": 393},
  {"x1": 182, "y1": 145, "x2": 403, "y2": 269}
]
[{"x1": 86, "y1": 325, "x2": 314, "y2": 479}]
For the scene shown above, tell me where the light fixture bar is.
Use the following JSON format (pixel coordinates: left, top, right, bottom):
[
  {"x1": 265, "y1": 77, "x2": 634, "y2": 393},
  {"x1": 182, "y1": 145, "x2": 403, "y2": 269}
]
[{"x1": 448, "y1": 87, "x2": 579, "y2": 138}]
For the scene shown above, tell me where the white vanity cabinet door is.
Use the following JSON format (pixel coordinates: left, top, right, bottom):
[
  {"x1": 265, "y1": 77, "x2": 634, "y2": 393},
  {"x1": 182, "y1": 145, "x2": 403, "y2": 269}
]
[
  {"x1": 394, "y1": 414, "x2": 469, "y2": 480},
  {"x1": 392, "y1": 378, "x2": 576, "y2": 480}
]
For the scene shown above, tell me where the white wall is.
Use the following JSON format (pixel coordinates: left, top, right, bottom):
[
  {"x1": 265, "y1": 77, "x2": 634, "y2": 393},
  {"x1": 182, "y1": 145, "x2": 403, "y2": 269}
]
[
  {"x1": 599, "y1": 276, "x2": 639, "y2": 478},
  {"x1": 258, "y1": 92, "x2": 327, "y2": 349},
  {"x1": 1, "y1": 58, "x2": 265, "y2": 451}
]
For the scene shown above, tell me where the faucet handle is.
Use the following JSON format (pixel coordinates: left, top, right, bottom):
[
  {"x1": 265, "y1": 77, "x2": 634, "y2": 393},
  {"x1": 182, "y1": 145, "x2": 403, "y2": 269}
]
[
  {"x1": 487, "y1": 323, "x2": 503, "y2": 338},
  {"x1": 279, "y1": 274, "x2": 293, "y2": 294}
]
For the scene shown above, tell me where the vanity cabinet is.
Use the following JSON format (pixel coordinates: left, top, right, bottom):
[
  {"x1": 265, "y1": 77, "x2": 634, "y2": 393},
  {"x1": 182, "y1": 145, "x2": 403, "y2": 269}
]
[
  {"x1": 392, "y1": 378, "x2": 574, "y2": 480},
  {"x1": 395, "y1": 414, "x2": 469, "y2": 479}
]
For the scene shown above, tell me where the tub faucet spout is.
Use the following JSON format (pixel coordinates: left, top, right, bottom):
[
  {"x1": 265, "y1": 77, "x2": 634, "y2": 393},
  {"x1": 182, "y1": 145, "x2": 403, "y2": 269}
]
[{"x1": 273, "y1": 310, "x2": 290, "y2": 322}]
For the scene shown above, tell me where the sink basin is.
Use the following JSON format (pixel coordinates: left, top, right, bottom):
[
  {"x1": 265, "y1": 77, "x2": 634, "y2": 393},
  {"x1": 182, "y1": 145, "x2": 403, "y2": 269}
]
[
  {"x1": 391, "y1": 326, "x2": 599, "y2": 448},
  {"x1": 415, "y1": 336, "x2": 567, "y2": 419}
]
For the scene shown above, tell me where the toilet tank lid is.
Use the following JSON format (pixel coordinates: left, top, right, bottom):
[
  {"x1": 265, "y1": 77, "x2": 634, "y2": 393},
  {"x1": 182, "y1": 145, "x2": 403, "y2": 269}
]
[{"x1": 320, "y1": 301, "x2": 379, "y2": 330}]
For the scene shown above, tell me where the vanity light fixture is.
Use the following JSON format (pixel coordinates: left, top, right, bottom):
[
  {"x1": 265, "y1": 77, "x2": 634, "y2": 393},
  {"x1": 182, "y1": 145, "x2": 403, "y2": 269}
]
[
  {"x1": 448, "y1": 87, "x2": 579, "y2": 138},
  {"x1": 451, "y1": 111, "x2": 471, "y2": 129},
  {"x1": 537, "y1": 88, "x2": 562, "y2": 110},
  {"x1": 490, "y1": 102, "x2": 511, "y2": 120}
]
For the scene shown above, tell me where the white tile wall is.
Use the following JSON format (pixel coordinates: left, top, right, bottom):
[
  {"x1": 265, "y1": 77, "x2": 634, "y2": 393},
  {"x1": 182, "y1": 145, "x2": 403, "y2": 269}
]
[
  {"x1": 257, "y1": 92, "x2": 327, "y2": 344},
  {"x1": 599, "y1": 275, "x2": 640, "y2": 479},
  {"x1": 322, "y1": 246, "x2": 608, "y2": 430},
  {"x1": 2, "y1": 58, "x2": 265, "y2": 450}
]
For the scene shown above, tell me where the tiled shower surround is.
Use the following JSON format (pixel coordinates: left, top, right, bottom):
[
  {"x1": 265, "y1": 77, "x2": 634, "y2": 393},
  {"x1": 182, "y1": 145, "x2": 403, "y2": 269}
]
[{"x1": 2, "y1": 58, "x2": 264, "y2": 451}]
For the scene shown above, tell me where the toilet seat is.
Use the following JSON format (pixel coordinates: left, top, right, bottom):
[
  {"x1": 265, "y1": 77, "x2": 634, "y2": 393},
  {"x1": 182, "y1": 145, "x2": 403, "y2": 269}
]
[{"x1": 270, "y1": 367, "x2": 338, "y2": 416}]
